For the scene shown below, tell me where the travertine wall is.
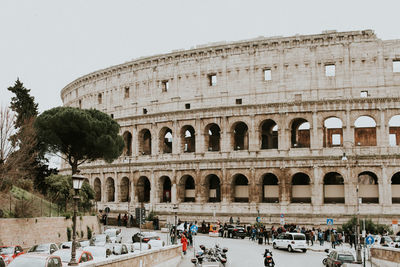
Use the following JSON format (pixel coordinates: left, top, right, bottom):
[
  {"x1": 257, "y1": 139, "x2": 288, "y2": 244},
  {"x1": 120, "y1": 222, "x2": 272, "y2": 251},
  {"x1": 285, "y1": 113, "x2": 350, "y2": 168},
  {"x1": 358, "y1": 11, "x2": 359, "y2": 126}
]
[
  {"x1": 60, "y1": 30, "x2": 400, "y2": 225},
  {"x1": 0, "y1": 216, "x2": 100, "y2": 248},
  {"x1": 371, "y1": 247, "x2": 400, "y2": 266}
]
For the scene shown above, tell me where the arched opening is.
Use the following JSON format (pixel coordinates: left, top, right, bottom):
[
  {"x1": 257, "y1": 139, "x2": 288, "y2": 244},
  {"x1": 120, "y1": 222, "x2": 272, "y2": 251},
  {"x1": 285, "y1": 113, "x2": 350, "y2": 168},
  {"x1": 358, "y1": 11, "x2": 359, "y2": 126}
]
[
  {"x1": 137, "y1": 176, "x2": 150, "y2": 203},
  {"x1": 232, "y1": 122, "x2": 248, "y2": 150},
  {"x1": 323, "y1": 172, "x2": 344, "y2": 203},
  {"x1": 179, "y1": 175, "x2": 195, "y2": 202},
  {"x1": 291, "y1": 173, "x2": 311, "y2": 203},
  {"x1": 181, "y1": 126, "x2": 195, "y2": 153},
  {"x1": 94, "y1": 178, "x2": 101, "y2": 202},
  {"x1": 358, "y1": 171, "x2": 379, "y2": 203},
  {"x1": 389, "y1": 115, "x2": 400, "y2": 146},
  {"x1": 206, "y1": 174, "x2": 221, "y2": 202},
  {"x1": 262, "y1": 173, "x2": 279, "y2": 203},
  {"x1": 291, "y1": 119, "x2": 310, "y2": 148},
  {"x1": 354, "y1": 116, "x2": 377, "y2": 146},
  {"x1": 323, "y1": 117, "x2": 343, "y2": 147},
  {"x1": 159, "y1": 176, "x2": 172, "y2": 202},
  {"x1": 119, "y1": 177, "x2": 130, "y2": 202},
  {"x1": 106, "y1": 177, "x2": 115, "y2": 202},
  {"x1": 391, "y1": 172, "x2": 400, "y2": 203},
  {"x1": 205, "y1": 124, "x2": 221, "y2": 152},
  {"x1": 139, "y1": 129, "x2": 152, "y2": 155},
  {"x1": 123, "y1": 131, "x2": 132, "y2": 156},
  {"x1": 159, "y1": 127, "x2": 173, "y2": 154},
  {"x1": 232, "y1": 174, "x2": 249, "y2": 202},
  {"x1": 260, "y1": 120, "x2": 278, "y2": 149}
]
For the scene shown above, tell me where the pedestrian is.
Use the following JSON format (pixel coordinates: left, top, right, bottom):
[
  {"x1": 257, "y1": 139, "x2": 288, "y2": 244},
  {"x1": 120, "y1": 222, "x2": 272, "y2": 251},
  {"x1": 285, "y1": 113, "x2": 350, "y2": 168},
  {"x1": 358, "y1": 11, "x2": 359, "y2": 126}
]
[
  {"x1": 117, "y1": 213, "x2": 121, "y2": 226},
  {"x1": 188, "y1": 231, "x2": 193, "y2": 247},
  {"x1": 130, "y1": 214, "x2": 134, "y2": 227},
  {"x1": 223, "y1": 223, "x2": 228, "y2": 238},
  {"x1": 264, "y1": 229, "x2": 269, "y2": 245},
  {"x1": 229, "y1": 216, "x2": 233, "y2": 224},
  {"x1": 123, "y1": 213, "x2": 128, "y2": 227},
  {"x1": 310, "y1": 230, "x2": 314, "y2": 246},
  {"x1": 181, "y1": 234, "x2": 188, "y2": 255}
]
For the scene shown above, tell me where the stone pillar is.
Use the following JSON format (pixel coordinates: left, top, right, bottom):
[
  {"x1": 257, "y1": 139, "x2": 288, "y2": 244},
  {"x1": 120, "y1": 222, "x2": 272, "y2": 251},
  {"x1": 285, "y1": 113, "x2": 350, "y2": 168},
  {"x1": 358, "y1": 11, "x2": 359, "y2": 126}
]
[
  {"x1": 344, "y1": 107, "x2": 353, "y2": 144},
  {"x1": 311, "y1": 112, "x2": 322, "y2": 150},
  {"x1": 101, "y1": 172, "x2": 106, "y2": 203},
  {"x1": 196, "y1": 119, "x2": 204, "y2": 154},
  {"x1": 221, "y1": 117, "x2": 230, "y2": 153},
  {"x1": 173, "y1": 120, "x2": 180, "y2": 155},
  {"x1": 312, "y1": 166, "x2": 323, "y2": 206},
  {"x1": 279, "y1": 169, "x2": 290, "y2": 204},
  {"x1": 114, "y1": 172, "x2": 119, "y2": 203},
  {"x1": 279, "y1": 125, "x2": 290, "y2": 151},
  {"x1": 380, "y1": 166, "x2": 390, "y2": 205},
  {"x1": 378, "y1": 109, "x2": 387, "y2": 147},
  {"x1": 132, "y1": 126, "x2": 138, "y2": 157},
  {"x1": 171, "y1": 183, "x2": 177, "y2": 204},
  {"x1": 151, "y1": 124, "x2": 158, "y2": 156},
  {"x1": 221, "y1": 168, "x2": 229, "y2": 203},
  {"x1": 150, "y1": 171, "x2": 158, "y2": 203},
  {"x1": 249, "y1": 115, "x2": 257, "y2": 152}
]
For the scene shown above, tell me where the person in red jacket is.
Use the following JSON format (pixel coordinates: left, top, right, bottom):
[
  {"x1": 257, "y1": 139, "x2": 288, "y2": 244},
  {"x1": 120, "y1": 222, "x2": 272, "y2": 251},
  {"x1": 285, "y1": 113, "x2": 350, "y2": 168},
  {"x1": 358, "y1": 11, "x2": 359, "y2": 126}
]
[{"x1": 181, "y1": 233, "x2": 188, "y2": 255}]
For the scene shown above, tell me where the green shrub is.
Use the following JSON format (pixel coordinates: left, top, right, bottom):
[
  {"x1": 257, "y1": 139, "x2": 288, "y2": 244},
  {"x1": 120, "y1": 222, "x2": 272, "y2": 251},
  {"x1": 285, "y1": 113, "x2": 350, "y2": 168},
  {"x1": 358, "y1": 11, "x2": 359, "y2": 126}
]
[
  {"x1": 67, "y1": 227, "x2": 72, "y2": 241},
  {"x1": 87, "y1": 226, "x2": 92, "y2": 240},
  {"x1": 81, "y1": 230, "x2": 84, "y2": 239}
]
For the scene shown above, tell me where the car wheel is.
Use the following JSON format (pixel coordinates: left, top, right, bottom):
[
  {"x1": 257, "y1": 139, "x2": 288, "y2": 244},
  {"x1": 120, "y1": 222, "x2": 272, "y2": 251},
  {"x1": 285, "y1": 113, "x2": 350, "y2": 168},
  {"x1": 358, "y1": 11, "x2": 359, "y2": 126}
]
[
  {"x1": 241, "y1": 236, "x2": 245, "y2": 239},
  {"x1": 302, "y1": 249, "x2": 307, "y2": 253},
  {"x1": 322, "y1": 258, "x2": 327, "y2": 265},
  {"x1": 288, "y1": 245, "x2": 293, "y2": 252},
  {"x1": 273, "y1": 243, "x2": 277, "y2": 249}
]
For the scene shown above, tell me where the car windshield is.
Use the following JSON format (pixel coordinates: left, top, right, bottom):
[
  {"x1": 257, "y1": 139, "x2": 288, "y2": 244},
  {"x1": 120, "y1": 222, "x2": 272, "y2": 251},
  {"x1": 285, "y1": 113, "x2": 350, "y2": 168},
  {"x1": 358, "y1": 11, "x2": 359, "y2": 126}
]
[
  {"x1": 338, "y1": 254, "x2": 355, "y2": 261},
  {"x1": 293, "y1": 235, "x2": 305, "y2": 240},
  {"x1": 29, "y1": 244, "x2": 49, "y2": 252},
  {"x1": 0, "y1": 247, "x2": 14, "y2": 254},
  {"x1": 8, "y1": 257, "x2": 46, "y2": 267},
  {"x1": 54, "y1": 250, "x2": 71, "y2": 262}
]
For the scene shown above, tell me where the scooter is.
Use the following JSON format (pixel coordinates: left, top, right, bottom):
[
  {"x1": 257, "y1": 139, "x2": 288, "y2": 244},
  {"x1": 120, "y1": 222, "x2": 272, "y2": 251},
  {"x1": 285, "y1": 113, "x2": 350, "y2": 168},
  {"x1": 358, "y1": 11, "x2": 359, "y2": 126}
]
[
  {"x1": 322, "y1": 248, "x2": 329, "y2": 265},
  {"x1": 263, "y1": 249, "x2": 275, "y2": 267}
]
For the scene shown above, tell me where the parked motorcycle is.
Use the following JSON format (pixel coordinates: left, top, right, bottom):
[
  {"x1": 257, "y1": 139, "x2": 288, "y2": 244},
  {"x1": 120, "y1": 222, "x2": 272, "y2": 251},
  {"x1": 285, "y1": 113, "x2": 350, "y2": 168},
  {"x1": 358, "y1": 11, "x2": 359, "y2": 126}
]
[
  {"x1": 263, "y1": 249, "x2": 275, "y2": 267},
  {"x1": 191, "y1": 244, "x2": 228, "y2": 266}
]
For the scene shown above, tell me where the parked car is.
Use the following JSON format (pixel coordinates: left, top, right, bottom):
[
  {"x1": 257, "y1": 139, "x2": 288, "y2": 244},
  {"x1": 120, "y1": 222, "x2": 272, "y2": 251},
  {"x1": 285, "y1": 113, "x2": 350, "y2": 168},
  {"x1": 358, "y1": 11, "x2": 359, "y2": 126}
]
[
  {"x1": 0, "y1": 245, "x2": 25, "y2": 265},
  {"x1": 148, "y1": 239, "x2": 165, "y2": 248},
  {"x1": 374, "y1": 235, "x2": 395, "y2": 247},
  {"x1": 109, "y1": 244, "x2": 129, "y2": 255},
  {"x1": 91, "y1": 234, "x2": 111, "y2": 246},
  {"x1": 227, "y1": 225, "x2": 246, "y2": 239},
  {"x1": 323, "y1": 250, "x2": 356, "y2": 267},
  {"x1": 79, "y1": 240, "x2": 90, "y2": 247},
  {"x1": 53, "y1": 249, "x2": 93, "y2": 266},
  {"x1": 0, "y1": 257, "x2": 5, "y2": 267},
  {"x1": 28, "y1": 243, "x2": 59, "y2": 254},
  {"x1": 272, "y1": 232, "x2": 307, "y2": 252},
  {"x1": 394, "y1": 236, "x2": 400, "y2": 248},
  {"x1": 7, "y1": 253, "x2": 62, "y2": 267},
  {"x1": 59, "y1": 241, "x2": 81, "y2": 249},
  {"x1": 132, "y1": 232, "x2": 160, "y2": 243},
  {"x1": 82, "y1": 246, "x2": 111, "y2": 260},
  {"x1": 104, "y1": 228, "x2": 122, "y2": 243}
]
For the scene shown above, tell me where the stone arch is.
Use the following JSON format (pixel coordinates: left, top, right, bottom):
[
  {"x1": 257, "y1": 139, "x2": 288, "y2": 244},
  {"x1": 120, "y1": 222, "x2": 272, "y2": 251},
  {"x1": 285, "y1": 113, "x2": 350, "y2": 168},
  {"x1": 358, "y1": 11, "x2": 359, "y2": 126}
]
[
  {"x1": 261, "y1": 173, "x2": 279, "y2": 203},
  {"x1": 123, "y1": 131, "x2": 132, "y2": 156},
  {"x1": 205, "y1": 123, "x2": 221, "y2": 152},
  {"x1": 354, "y1": 116, "x2": 377, "y2": 146},
  {"x1": 159, "y1": 176, "x2": 172, "y2": 202},
  {"x1": 139, "y1": 129, "x2": 152, "y2": 155},
  {"x1": 94, "y1": 178, "x2": 101, "y2": 202},
  {"x1": 389, "y1": 115, "x2": 400, "y2": 146},
  {"x1": 232, "y1": 122, "x2": 249, "y2": 150},
  {"x1": 260, "y1": 119, "x2": 278, "y2": 149},
  {"x1": 323, "y1": 172, "x2": 344, "y2": 203},
  {"x1": 290, "y1": 118, "x2": 310, "y2": 148},
  {"x1": 205, "y1": 174, "x2": 221, "y2": 202},
  {"x1": 291, "y1": 172, "x2": 311, "y2": 203},
  {"x1": 358, "y1": 171, "x2": 379, "y2": 203},
  {"x1": 136, "y1": 176, "x2": 151, "y2": 203},
  {"x1": 323, "y1": 117, "x2": 343, "y2": 147},
  {"x1": 391, "y1": 172, "x2": 400, "y2": 204},
  {"x1": 106, "y1": 177, "x2": 115, "y2": 202},
  {"x1": 181, "y1": 125, "x2": 195, "y2": 153},
  {"x1": 119, "y1": 176, "x2": 129, "y2": 202},
  {"x1": 231, "y1": 174, "x2": 249, "y2": 202},
  {"x1": 159, "y1": 127, "x2": 173, "y2": 154},
  {"x1": 178, "y1": 175, "x2": 195, "y2": 202}
]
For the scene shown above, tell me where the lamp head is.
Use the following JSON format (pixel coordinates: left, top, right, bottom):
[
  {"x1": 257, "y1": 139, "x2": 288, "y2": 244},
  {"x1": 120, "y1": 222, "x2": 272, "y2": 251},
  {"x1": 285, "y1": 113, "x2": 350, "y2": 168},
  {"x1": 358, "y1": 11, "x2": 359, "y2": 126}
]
[{"x1": 72, "y1": 170, "x2": 85, "y2": 190}]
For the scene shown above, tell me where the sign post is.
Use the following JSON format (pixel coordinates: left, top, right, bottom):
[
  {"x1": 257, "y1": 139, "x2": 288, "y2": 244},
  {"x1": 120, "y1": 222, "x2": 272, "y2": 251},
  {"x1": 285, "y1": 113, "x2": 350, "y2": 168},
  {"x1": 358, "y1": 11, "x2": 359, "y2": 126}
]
[
  {"x1": 280, "y1": 214, "x2": 285, "y2": 225},
  {"x1": 326, "y1": 218, "x2": 334, "y2": 226}
]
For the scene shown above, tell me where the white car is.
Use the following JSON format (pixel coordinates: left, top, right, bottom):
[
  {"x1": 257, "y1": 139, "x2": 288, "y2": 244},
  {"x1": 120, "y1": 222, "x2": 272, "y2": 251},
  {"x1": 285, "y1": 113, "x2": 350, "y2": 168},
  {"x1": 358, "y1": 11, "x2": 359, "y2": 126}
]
[
  {"x1": 82, "y1": 246, "x2": 111, "y2": 261},
  {"x1": 148, "y1": 239, "x2": 165, "y2": 249},
  {"x1": 272, "y1": 232, "x2": 307, "y2": 252},
  {"x1": 393, "y1": 236, "x2": 400, "y2": 248},
  {"x1": 373, "y1": 235, "x2": 395, "y2": 247},
  {"x1": 104, "y1": 229, "x2": 122, "y2": 243}
]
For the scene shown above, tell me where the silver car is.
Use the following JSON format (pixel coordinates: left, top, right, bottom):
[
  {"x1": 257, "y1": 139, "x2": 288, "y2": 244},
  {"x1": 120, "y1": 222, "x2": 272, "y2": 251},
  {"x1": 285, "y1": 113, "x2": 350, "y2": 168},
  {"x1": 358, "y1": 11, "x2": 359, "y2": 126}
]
[{"x1": 28, "y1": 243, "x2": 59, "y2": 254}]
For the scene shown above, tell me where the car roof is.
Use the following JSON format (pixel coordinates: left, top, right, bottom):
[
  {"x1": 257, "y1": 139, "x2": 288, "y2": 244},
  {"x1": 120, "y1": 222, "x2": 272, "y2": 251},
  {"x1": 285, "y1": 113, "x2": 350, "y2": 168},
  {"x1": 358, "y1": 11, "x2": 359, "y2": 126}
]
[{"x1": 18, "y1": 253, "x2": 55, "y2": 259}]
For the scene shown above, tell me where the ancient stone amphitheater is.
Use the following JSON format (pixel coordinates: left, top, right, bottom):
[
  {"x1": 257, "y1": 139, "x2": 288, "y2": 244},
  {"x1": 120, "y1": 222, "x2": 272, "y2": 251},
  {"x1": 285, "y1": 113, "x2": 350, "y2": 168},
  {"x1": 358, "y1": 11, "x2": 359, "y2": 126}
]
[{"x1": 61, "y1": 29, "x2": 400, "y2": 227}]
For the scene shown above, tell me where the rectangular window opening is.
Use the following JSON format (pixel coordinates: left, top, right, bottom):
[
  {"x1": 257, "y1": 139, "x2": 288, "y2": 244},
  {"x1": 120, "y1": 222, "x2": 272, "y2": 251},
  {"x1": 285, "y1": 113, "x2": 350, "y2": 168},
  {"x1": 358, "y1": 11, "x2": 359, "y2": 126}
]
[
  {"x1": 236, "y1": 98, "x2": 242, "y2": 105},
  {"x1": 208, "y1": 74, "x2": 217, "y2": 86},
  {"x1": 360, "y1": 91, "x2": 368, "y2": 98},
  {"x1": 78, "y1": 100, "x2": 82, "y2": 109},
  {"x1": 110, "y1": 114, "x2": 114, "y2": 119},
  {"x1": 264, "y1": 69, "x2": 271, "y2": 81},
  {"x1": 124, "y1": 87, "x2": 130, "y2": 98},
  {"x1": 325, "y1": 64, "x2": 335, "y2": 77},
  {"x1": 162, "y1": 80, "x2": 169, "y2": 92},
  {"x1": 390, "y1": 134, "x2": 397, "y2": 146},
  {"x1": 143, "y1": 108, "x2": 148, "y2": 114},
  {"x1": 185, "y1": 103, "x2": 191, "y2": 109},
  {"x1": 98, "y1": 93, "x2": 102, "y2": 104},
  {"x1": 332, "y1": 134, "x2": 341, "y2": 145},
  {"x1": 393, "y1": 60, "x2": 400, "y2": 73}
]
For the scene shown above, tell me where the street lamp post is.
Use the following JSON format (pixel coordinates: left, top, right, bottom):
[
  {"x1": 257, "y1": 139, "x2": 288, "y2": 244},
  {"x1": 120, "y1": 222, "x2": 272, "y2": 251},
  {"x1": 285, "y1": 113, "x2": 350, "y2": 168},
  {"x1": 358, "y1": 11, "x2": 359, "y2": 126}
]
[
  {"x1": 341, "y1": 149, "x2": 362, "y2": 263},
  {"x1": 173, "y1": 204, "x2": 178, "y2": 244},
  {"x1": 69, "y1": 171, "x2": 85, "y2": 266}
]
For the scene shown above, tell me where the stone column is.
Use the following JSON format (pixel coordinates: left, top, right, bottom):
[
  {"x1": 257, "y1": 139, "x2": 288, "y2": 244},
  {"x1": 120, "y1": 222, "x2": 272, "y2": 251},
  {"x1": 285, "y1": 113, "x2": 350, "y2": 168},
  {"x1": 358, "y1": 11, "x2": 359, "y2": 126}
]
[
  {"x1": 114, "y1": 172, "x2": 119, "y2": 203},
  {"x1": 380, "y1": 166, "x2": 390, "y2": 206},
  {"x1": 378, "y1": 109, "x2": 387, "y2": 147},
  {"x1": 312, "y1": 166, "x2": 323, "y2": 206},
  {"x1": 221, "y1": 168, "x2": 229, "y2": 203},
  {"x1": 173, "y1": 120, "x2": 180, "y2": 155},
  {"x1": 344, "y1": 107, "x2": 353, "y2": 144},
  {"x1": 171, "y1": 183, "x2": 177, "y2": 204},
  {"x1": 150, "y1": 171, "x2": 158, "y2": 204},
  {"x1": 279, "y1": 125, "x2": 290, "y2": 151},
  {"x1": 196, "y1": 119, "x2": 204, "y2": 154},
  {"x1": 248, "y1": 115, "x2": 257, "y2": 152},
  {"x1": 279, "y1": 169, "x2": 289, "y2": 205},
  {"x1": 132, "y1": 126, "x2": 137, "y2": 157},
  {"x1": 311, "y1": 112, "x2": 322, "y2": 150},
  {"x1": 221, "y1": 117, "x2": 230, "y2": 153},
  {"x1": 101, "y1": 172, "x2": 106, "y2": 203},
  {"x1": 151, "y1": 124, "x2": 158, "y2": 156}
]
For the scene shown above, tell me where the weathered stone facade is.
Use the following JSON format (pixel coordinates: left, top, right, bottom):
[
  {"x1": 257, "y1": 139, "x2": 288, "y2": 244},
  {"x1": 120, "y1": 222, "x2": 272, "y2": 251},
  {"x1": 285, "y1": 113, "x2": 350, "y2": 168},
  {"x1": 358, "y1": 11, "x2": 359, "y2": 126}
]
[{"x1": 61, "y1": 30, "x2": 400, "y2": 226}]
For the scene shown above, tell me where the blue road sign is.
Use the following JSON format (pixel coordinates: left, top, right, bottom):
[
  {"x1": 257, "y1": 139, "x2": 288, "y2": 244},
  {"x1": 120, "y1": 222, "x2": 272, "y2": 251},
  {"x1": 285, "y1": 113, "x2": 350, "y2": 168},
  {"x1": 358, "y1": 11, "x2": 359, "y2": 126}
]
[
  {"x1": 366, "y1": 235, "x2": 375, "y2": 245},
  {"x1": 256, "y1": 217, "x2": 261, "y2": 223},
  {"x1": 190, "y1": 225, "x2": 198, "y2": 233},
  {"x1": 327, "y1": 218, "x2": 334, "y2": 225},
  {"x1": 280, "y1": 214, "x2": 284, "y2": 218}
]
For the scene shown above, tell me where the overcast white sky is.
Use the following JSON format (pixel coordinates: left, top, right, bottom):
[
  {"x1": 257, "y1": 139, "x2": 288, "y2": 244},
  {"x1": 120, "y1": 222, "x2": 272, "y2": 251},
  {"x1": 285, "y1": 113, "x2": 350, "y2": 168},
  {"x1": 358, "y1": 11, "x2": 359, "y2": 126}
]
[{"x1": 1, "y1": 0, "x2": 400, "y2": 112}]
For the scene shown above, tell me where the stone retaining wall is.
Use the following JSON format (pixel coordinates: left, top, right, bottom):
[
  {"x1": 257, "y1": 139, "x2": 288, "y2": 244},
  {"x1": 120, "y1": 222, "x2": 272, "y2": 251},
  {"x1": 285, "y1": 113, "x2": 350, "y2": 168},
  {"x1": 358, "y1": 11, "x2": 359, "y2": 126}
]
[
  {"x1": 0, "y1": 216, "x2": 101, "y2": 248},
  {"x1": 371, "y1": 247, "x2": 400, "y2": 267},
  {"x1": 81, "y1": 245, "x2": 182, "y2": 267}
]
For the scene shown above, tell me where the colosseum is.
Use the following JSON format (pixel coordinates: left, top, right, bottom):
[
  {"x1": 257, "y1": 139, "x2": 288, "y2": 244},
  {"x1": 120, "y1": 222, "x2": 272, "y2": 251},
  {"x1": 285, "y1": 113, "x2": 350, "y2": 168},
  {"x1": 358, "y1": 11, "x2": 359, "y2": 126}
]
[{"x1": 61, "y1": 29, "x2": 400, "y2": 227}]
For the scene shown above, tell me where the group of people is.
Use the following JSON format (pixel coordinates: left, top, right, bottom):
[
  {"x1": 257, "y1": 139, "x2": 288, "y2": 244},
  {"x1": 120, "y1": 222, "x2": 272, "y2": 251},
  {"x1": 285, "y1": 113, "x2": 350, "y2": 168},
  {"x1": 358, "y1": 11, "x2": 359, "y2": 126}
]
[{"x1": 117, "y1": 213, "x2": 135, "y2": 227}]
